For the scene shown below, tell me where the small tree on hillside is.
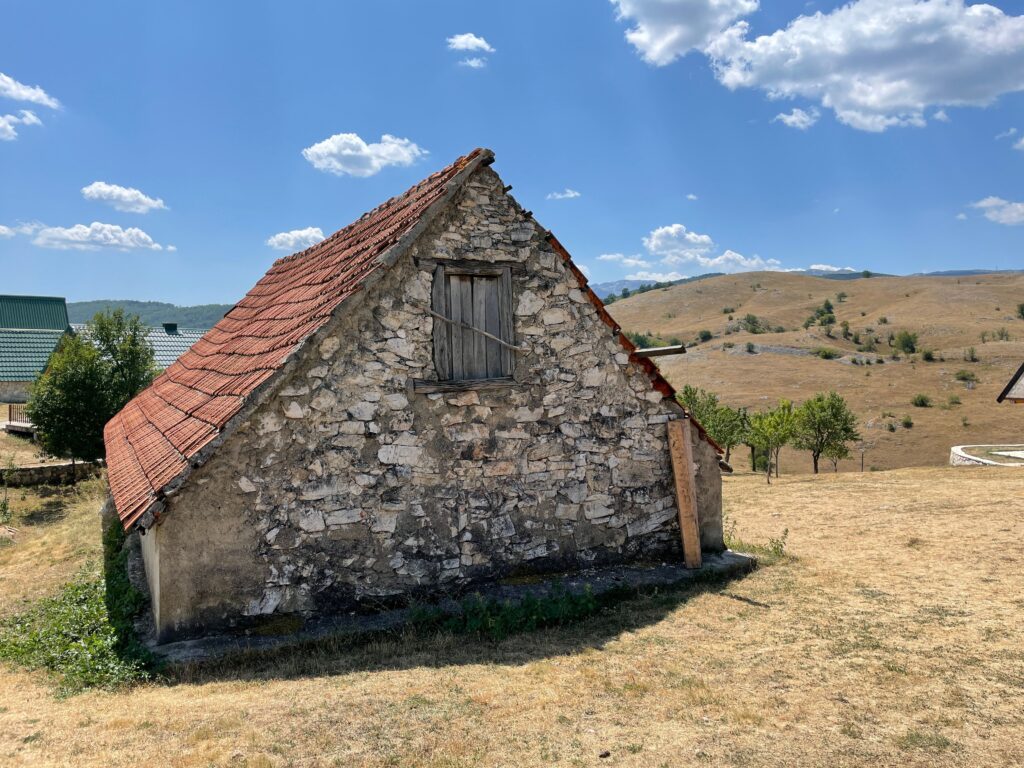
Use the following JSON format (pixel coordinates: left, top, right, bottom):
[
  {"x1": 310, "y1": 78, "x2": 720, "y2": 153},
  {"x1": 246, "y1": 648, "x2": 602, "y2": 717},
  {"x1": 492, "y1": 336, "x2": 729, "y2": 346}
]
[
  {"x1": 793, "y1": 392, "x2": 860, "y2": 474},
  {"x1": 893, "y1": 330, "x2": 918, "y2": 354},
  {"x1": 748, "y1": 400, "x2": 796, "y2": 484},
  {"x1": 677, "y1": 385, "x2": 749, "y2": 464},
  {"x1": 714, "y1": 405, "x2": 749, "y2": 465},
  {"x1": 26, "y1": 335, "x2": 110, "y2": 464}
]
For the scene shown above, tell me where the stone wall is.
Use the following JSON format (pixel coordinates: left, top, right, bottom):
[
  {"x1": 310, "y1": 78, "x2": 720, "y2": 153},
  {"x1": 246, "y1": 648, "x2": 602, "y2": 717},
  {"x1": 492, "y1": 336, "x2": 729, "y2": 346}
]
[{"x1": 145, "y1": 165, "x2": 723, "y2": 641}]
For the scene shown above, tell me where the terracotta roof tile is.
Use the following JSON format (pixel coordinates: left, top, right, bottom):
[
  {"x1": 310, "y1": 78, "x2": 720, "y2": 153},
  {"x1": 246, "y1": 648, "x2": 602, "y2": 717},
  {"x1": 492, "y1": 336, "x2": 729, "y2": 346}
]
[{"x1": 105, "y1": 149, "x2": 485, "y2": 528}]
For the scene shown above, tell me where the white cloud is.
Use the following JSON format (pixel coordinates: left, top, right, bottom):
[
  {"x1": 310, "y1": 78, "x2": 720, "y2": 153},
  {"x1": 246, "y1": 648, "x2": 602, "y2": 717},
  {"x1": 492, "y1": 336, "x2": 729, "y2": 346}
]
[
  {"x1": 447, "y1": 33, "x2": 495, "y2": 53},
  {"x1": 933, "y1": 109, "x2": 950, "y2": 122},
  {"x1": 459, "y1": 57, "x2": 487, "y2": 69},
  {"x1": 302, "y1": 133, "x2": 427, "y2": 177},
  {"x1": 81, "y1": 181, "x2": 167, "y2": 214},
  {"x1": 995, "y1": 127, "x2": 1017, "y2": 139},
  {"x1": 643, "y1": 223, "x2": 716, "y2": 264},
  {"x1": 0, "y1": 225, "x2": 13, "y2": 239},
  {"x1": 809, "y1": 263, "x2": 854, "y2": 272},
  {"x1": 972, "y1": 196, "x2": 1024, "y2": 226},
  {"x1": 266, "y1": 227, "x2": 325, "y2": 252},
  {"x1": 773, "y1": 107, "x2": 819, "y2": 130},
  {"x1": 578, "y1": 263, "x2": 592, "y2": 278},
  {"x1": 642, "y1": 222, "x2": 780, "y2": 272},
  {"x1": 686, "y1": 193, "x2": 698, "y2": 201},
  {"x1": 32, "y1": 222, "x2": 166, "y2": 251},
  {"x1": 598, "y1": 252, "x2": 651, "y2": 268},
  {"x1": 0, "y1": 73, "x2": 60, "y2": 109},
  {"x1": 625, "y1": 270, "x2": 688, "y2": 282},
  {"x1": 0, "y1": 109, "x2": 42, "y2": 141},
  {"x1": 547, "y1": 188, "x2": 581, "y2": 200},
  {"x1": 707, "y1": 0, "x2": 1024, "y2": 132},
  {"x1": 611, "y1": 0, "x2": 758, "y2": 65},
  {"x1": 1015, "y1": 136, "x2": 1024, "y2": 152},
  {"x1": 955, "y1": 212, "x2": 968, "y2": 220}
]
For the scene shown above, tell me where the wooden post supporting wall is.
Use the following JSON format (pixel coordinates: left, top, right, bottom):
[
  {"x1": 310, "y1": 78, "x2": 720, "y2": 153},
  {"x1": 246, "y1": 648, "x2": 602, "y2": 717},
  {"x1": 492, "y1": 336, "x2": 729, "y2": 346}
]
[{"x1": 667, "y1": 418, "x2": 703, "y2": 569}]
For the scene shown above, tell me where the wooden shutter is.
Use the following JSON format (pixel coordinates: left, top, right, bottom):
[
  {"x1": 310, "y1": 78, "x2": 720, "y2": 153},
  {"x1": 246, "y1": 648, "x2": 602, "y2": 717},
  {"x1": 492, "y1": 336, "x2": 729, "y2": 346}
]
[{"x1": 431, "y1": 265, "x2": 513, "y2": 381}]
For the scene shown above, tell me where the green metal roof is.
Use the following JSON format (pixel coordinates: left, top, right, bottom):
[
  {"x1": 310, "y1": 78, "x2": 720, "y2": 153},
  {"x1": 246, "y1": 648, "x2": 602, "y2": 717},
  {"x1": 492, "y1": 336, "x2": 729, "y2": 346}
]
[
  {"x1": 0, "y1": 328, "x2": 65, "y2": 381},
  {"x1": 0, "y1": 295, "x2": 69, "y2": 330}
]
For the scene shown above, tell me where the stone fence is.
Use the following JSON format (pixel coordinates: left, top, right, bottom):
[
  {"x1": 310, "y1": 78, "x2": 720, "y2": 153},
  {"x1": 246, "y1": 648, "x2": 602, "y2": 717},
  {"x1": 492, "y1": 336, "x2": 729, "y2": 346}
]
[{"x1": 5, "y1": 461, "x2": 102, "y2": 487}]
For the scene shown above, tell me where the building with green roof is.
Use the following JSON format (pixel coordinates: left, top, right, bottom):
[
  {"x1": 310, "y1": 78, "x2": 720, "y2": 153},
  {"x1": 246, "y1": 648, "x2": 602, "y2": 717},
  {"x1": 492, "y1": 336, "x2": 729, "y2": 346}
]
[{"x1": 0, "y1": 295, "x2": 70, "y2": 403}]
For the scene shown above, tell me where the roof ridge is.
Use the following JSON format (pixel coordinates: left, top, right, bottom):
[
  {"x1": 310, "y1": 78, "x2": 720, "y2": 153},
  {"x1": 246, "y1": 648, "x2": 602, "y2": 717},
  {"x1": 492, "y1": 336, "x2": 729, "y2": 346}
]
[{"x1": 105, "y1": 147, "x2": 490, "y2": 529}]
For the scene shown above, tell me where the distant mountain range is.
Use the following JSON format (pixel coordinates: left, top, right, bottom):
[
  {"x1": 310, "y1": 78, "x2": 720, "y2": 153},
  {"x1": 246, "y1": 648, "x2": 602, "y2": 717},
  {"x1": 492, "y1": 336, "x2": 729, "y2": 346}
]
[
  {"x1": 68, "y1": 300, "x2": 233, "y2": 329},
  {"x1": 68, "y1": 267, "x2": 1024, "y2": 328}
]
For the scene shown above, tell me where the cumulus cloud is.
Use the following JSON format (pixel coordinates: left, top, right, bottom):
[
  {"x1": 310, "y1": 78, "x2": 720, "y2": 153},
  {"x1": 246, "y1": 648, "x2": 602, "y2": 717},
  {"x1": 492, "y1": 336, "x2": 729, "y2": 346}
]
[
  {"x1": 459, "y1": 57, "x2": 487, "y2": 69},
  {"x1": 773, "y1": 107, "x2": 819, "y2": 130},
  {"x1": 933, "y1": 109, "x2": 951, "y2": 122},
  {"x1": 0, "y1": 225, "x2": 13, "y2": 238},
  {"x1": 1015, "y1": 137, "x2": 1024, "y2": 152},
  {"x1": 995, "y1": 127, "x2": 1017, "y2": 139},
  {"x1": 302, "y1": 133, "x2": 427, "y2": 177},
  {"x1": 809, "y1": 263, "x2": 854, "y2": 272},
  {"x1": 578, "y1": 263, "x2": 592, "y2": 278},
  {"x1": 0, "y1": 72, "x2": 60, "y2": 109},
  {"x1": 686, "y1": 193, "x2": 698, "y2": 201},
  {"x1": 706, "y1": 0, "x2": 1024, "y2": 132},
  {"x1": 643, "y1": 223, "x2": 715, "y2": 264},
  {"x1": 598, "y1": 252, "x2": 651, "y2": 268},
  {"x1": 625, "y1": 270, "x2": 688, "y2": 282},
  {"x1": 32, "y1": 222, "x2": 166, "y2": 251},
  {"x1": 642, "y1": 222, "x2": 780, "y2": 272},
  {"x1": 81, "y1": 181, "x2": 167, "y2": 213},
  {"x1": 972, "y1": 196, "x2": 1024, "y2": 226},
  {"x1": 447, "y1": 33, "x2": 495, "y2": 53},
  {"x1": 547, "y1": 188, "x2": 581, "y2": 200},
  {"x1": 956, "y1": 212, "x2": 968, "y2": 220},
  {"x1": 611, "y1": 0, "x2": 758, "y2": 65},
  {"x1": 0, "y1": 109, "x2": 42, "y2": 141},
  {"x1": 266, "y1": 227, "x2": 326, "y2": 252}
]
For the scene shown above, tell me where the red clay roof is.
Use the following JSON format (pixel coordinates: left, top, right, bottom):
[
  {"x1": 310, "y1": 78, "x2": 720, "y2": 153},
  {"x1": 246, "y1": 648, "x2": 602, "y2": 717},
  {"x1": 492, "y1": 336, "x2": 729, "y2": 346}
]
[
  {"x1": 105, "y1": 147, "x2": 718, "y2": 530},
  {"x1": 105, "y1": 149, "x2": 487, "y2": 529}
]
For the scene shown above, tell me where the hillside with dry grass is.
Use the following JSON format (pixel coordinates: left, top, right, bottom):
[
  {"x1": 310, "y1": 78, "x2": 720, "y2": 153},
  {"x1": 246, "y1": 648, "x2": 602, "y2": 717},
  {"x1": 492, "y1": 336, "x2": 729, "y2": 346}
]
[{"x1": 607, "y1": 271, "x2": 1024, "y2": 472}]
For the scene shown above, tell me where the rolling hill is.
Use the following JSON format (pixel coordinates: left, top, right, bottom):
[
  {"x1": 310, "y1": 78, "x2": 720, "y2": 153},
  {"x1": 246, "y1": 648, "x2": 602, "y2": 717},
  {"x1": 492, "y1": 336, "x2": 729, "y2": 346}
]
[
  {"x1": 67, "y1": 300, "x2": 232, "y2": 328},
  {"x1": 605, "y1": 271, "x2": 1024, "y2": 472}
]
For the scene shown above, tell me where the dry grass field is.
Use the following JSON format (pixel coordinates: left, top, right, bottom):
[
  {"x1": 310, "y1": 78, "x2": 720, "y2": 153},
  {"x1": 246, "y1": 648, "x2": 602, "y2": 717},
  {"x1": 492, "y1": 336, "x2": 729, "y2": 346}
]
[
  {"x1": 2, "y1": 467, "x2": 1023, "y2": 767},
  {"x1": 0, "y1": 431, "x2": 61, "y2": 468},
  {"x1": 608, "y1": 272, "x2": 1024, "y2": 472}
]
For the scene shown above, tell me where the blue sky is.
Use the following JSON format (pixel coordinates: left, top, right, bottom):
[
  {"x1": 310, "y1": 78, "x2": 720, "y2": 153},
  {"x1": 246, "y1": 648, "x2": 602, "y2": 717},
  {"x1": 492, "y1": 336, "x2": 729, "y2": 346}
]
[{"x1": 1, "y1": 0, "x2": 1022, "y2": 305}]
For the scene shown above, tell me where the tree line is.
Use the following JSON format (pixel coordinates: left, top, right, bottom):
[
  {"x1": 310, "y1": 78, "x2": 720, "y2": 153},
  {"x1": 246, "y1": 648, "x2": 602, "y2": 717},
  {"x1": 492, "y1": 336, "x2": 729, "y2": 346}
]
[{"x1": 677, "y1": 385, "x2": 859, "y2": 483}]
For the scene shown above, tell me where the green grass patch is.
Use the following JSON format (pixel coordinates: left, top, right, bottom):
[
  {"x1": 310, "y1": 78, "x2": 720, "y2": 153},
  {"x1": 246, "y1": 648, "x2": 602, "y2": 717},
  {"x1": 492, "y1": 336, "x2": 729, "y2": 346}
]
[
  {"x1": 0, "y1": 517, "x2": 156, "y2": 694},
  {"x1": 409, "y1": 587, "x2": 601, "y2": 642}
]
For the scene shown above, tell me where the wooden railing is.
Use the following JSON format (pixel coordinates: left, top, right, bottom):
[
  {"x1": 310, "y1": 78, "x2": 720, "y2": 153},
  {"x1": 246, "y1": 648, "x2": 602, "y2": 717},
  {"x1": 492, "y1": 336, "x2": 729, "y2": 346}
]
[{"x1": 7, "y1": 403, "x2": 28, "y2": 423}]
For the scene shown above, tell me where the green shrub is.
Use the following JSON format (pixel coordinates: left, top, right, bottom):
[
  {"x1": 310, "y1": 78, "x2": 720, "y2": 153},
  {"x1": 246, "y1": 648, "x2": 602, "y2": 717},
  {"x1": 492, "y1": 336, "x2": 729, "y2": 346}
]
[
  {"x1": 698, "y1": 329, "x2": 713, "y2": 343},
  {"x1": 0, "y1": 519, "x2": 155, "y2": 694},
  {"x1": 911, "y1": 394, "x2": 932, "y2": 408},
  {"x1": 901, "y1": 415, "x2": 914, "y2": 429},
  {"x1": 878, "y1": 316, "x2": 888, "y2": 324},
  {"x1": 814, "y1": 347, "x2": 840, "y2": 360},
  {"x1": 894, "y1": 330, "x2": 918, "y2": 354},
  {"x1": 921, "y1": 349, "x2": 935, "y2": 362},
  {"x1": 722, "y1": 307, "x2": 735, "y2": 314},
  {"x1": 745, "y1": 342, "x2": 756, "y2": 354},
  {"x1": 947, "y1": 394, "x2": 961, "y2": 406},
  {"x1": 995, "y1": 327, "x2": 1010, "y2": 341}
]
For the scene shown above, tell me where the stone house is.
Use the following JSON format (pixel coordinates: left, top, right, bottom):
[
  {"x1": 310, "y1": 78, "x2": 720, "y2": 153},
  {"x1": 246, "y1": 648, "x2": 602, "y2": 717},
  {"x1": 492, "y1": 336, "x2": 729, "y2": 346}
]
[{"x1": 104, "y1": 149, "x2": 726, "y2": 643}]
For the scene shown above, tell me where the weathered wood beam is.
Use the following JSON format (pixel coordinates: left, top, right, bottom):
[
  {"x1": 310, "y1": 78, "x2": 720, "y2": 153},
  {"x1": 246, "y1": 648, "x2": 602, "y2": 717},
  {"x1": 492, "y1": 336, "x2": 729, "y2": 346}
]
[
  {"x1": 633, "y1": 344, "x2": 687, "y2": 358},
  {"x1": 412, "y1": 377, "x2": 516, "y2": 394},
  {"x1": 667, "y1": 418, "x2": 703, "y2": 569}
]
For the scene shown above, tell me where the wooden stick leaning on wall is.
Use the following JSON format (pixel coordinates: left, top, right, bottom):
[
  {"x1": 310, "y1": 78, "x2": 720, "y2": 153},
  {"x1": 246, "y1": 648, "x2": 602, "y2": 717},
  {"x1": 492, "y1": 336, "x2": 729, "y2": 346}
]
[{"x1": 667, "y1": 418, "x2": 703, "y2": 569}]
